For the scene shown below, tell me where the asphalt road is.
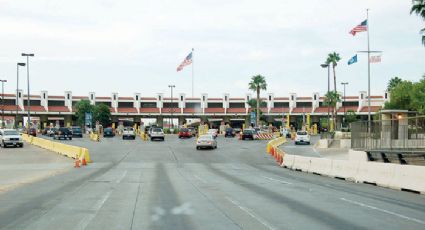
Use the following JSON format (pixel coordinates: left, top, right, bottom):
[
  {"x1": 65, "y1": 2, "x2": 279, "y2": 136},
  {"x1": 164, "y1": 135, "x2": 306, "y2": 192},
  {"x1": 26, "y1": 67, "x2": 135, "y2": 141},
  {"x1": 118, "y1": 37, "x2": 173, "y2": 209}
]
[{"x1": 1, "y1": 135, "x2": 425, "y2": 230}]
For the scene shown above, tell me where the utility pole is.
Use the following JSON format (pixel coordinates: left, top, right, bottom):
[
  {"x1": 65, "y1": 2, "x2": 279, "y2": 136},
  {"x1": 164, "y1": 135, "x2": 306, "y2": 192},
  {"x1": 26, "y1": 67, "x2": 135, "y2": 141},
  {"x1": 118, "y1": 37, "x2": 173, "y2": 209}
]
[
  {"x1": 21, "y1": 53, "x2": 34, "y2": 128},
  {"x1": 0, "y1": 79, "x2": 7, "y2": 128},
  {"x1": 16, "y1": 63, "x2": 26, "y2": 128},
  {"x1": 168, "y1": 85, "x2": 176, "y2": 130},
  {"x1": 341, "y1": 82, "x2": 349, "y2": 127}
]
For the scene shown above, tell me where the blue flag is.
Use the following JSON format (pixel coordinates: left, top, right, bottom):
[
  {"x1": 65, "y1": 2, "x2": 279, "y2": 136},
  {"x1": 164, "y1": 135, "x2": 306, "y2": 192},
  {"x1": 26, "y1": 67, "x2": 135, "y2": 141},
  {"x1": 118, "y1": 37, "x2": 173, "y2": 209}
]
[{"x1": 348, "y1": 55, "x2": 357, "y2": 65}]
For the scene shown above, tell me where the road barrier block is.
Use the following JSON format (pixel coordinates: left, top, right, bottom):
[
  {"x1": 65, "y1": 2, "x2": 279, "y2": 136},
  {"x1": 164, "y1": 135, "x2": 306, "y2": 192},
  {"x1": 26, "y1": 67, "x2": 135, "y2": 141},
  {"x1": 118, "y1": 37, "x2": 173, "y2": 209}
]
[
  {"x1": 329, "y1": 160, "x2": 359, "y2": 182},
  {"x1": 292, "y1": 156, "x2": 312, "y2": 172},
  {"x1": 356, "y1": 162, "x2": 396, "y2": 186},
  {"x1": 308, "y1": 158, "x2": 332, "y2": 175},
  {"x1": 282, "y1": 154, "x2": 295, "y2": 168},
  {"x1": 388, "y1": 165, "x2": 425, "y2": 194}
]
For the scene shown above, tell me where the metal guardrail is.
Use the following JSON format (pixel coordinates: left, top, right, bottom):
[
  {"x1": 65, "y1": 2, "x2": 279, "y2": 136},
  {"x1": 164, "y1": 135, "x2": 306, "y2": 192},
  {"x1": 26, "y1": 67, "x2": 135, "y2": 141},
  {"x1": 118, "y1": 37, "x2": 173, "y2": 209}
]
[{"x1": 351, "y1": 117, "x2": 425, "y2": 151}]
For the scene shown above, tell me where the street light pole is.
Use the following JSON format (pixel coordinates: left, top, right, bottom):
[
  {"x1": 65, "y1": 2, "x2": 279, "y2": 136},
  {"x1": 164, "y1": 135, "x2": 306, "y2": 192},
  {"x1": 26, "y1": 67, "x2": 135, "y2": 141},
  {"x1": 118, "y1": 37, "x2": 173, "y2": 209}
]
[
  {"x1": 341, "y1": 82, "x2": 349, "y2": 127},
  {"x1": 16, "y1": 63, "x2": 26, "y2": 128},
  {"x1": 0, "y1": 80, "x2": 7, "y2": 128},
  {"x1": 321, "y1": 64, "x2": 330, "y2": 132},
  {"x1": 21, "y1": 53, "x2": 34, "y2": 128},
  {"x1": 168, "y1": 85, "x2": 176, "y2": 129}
]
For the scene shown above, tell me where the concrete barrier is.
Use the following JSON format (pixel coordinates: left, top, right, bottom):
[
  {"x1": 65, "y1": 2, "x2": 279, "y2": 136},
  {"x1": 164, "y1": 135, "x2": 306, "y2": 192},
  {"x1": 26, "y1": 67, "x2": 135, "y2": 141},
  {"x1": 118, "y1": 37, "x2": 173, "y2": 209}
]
[
  {"x1": 282, "y1": 154, "x2": 295, "y2": 168},
  {"x1": 356, "y1": 162, "x2": 396, "y2": 186},
  {"x1": 348, "y1": 149, "x2": 368, "y2": 162},
  {"x1": 22, "y1": 134, "x2": 92, "y2": 163},
  {"x1": 308, "y1": 158, "x2": 332, "y2": 175},
  {"x1": 389, "y1": 165, "x2": 425, "y2": 194},
  {"x1": 266, "y1": 137, "x2": 287, "y2": 166},
  {"x1": 329, "y1": 159, "x2": 359, "y2": 181},
  {"x1": 314, "y1": 139, "x2": 330, "y2": 148},
  {"x1": 292, "y1": 156, "x2": 311, "y2": 172}
]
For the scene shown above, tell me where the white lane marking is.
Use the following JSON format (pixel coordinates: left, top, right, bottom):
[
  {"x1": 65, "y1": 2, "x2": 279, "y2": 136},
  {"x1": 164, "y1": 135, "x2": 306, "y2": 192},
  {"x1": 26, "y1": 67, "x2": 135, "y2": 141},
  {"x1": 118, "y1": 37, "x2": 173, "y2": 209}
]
[
  {"x1": 171, "y1": 202, "x2": 195, "y2": 215},
  {"x1": 115, "y1": 170, "x2": 127, "y2": 183},
  {"x1": 226, "y1": 196, "x2": 276, "y2": 230},
  {"x1": 78, "y1": 190, "x2": 112, "y2": 229},
  {"x1": 194, "y1": 175, "x2": 207, "y2": 184},
  {"x1": 151, "y1": 206, "x2": 166, "y2": 222},
  {"x1": 340, "y1": 198, "x2": 425, "y2": 225},
  {"x1": 261, "y1": 176, "x2": 292, "y2": 185}
]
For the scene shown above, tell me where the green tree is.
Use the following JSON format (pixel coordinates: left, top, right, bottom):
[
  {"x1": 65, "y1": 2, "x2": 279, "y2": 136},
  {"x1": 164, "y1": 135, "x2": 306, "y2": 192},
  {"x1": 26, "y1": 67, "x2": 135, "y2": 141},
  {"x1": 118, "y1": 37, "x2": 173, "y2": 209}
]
[
  {"x1": 248, "y1": 75, "x2": 267, "y2": 126},
  {"x1": 411, "y1": 77, "x2": 425, "y2": 114},
  {"x1": 345, "y1": 110, "x2": 358, "y2": 123},
  {"x1": 93, "y1": 103, "x2": 112, "y2": 127},
  {"x1": 324, "y1": 91, "x2": 341, "y2": 130},
  {"x1": 384, "y1": 80, "x2": 414, "y2": 110},
  {"x1": 74, "y1": 100, "x2": 94, "y2": 126},
  {"x1": 410, "y1": 0, "x2": 425, "y2": 46},
  {"x1": 387, "y1": 77, "x2": 403, "y2": 91},
  {"x1": 325, "y1": 52, "x2": 341, "y2": 93}
]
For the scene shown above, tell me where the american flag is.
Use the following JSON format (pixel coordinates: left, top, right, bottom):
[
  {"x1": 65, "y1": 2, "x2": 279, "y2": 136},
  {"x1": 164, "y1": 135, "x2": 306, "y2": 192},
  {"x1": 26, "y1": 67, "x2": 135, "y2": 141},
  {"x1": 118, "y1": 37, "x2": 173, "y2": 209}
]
[
  {"x1": 176, "y1": 51, "x2": 193, "y2": 72},
  {"x1": 370, "y1": 55, "x2": 381, "y2": 63},
  {"x1": 349, "y1": 20, "x2": 368, "y2": 36}
]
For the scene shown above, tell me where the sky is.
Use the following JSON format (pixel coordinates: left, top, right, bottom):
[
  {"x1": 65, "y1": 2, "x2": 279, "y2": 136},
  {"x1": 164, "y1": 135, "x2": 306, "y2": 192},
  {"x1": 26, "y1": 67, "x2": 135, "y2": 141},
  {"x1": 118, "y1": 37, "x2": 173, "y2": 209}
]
[{"x1": 0, "y1": 0, "x2": 424, "y2": 98}]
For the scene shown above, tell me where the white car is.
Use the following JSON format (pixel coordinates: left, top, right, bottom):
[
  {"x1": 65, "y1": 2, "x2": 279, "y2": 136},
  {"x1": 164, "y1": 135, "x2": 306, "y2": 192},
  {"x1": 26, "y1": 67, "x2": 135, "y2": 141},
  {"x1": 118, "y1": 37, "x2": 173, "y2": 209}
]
[
  {"x1": 0, "y1": 129, "x2": 24, "y2": 148},
  {"x1": 196, "y1": 135, "x2": 217, "y2": 150},
  {"x1": 123, "y1": 127, "x2": 136, "y2": 140},
  {"x1": 207, "y1": 129, "x2": 218, "y2": 138},
  {"x1": 150, "y1": 127, "x2": 165, "y2": 141},
  {"x1": 295, "y1": 131, "x2": 310, "y2": 145}
]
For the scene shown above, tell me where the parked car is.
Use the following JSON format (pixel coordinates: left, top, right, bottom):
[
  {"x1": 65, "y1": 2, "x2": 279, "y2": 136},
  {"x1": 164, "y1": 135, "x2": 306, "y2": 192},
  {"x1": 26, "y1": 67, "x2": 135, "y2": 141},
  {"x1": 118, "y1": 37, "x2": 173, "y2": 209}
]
[
  {"x1": 196, "y1": 135, "x2": 217, "y2": 150},
  {"x1": 71, "y1": 126, "x2": 83, "y2": 138},
  {"x1": 123, "y1": 127, "x2": 136, "y2": 140},
  {"x1": 241, "y1": 129, "x2": 255, "y2": 140},
  {"x1": 150, "y1": 127, "x2": 165, "y2": 141},
  {"x1": 178, "y1": 128, "x2": 192, "y2": 138},
  {"x1": 0, "y1": 129, "x2": 24, "y2": 148},
  {"x1": 225, "y1": 128, "x2": 235, "y2": 137},
  {"x1": 53, "y1": 127, "x2": 72, "y2": 140},
  {"x1": 207, "y1": 129, "x2": 218, "y2": 138},
  {"x1": 295, "y1": 131, "x2": 310, "y2": 145},
  {"x1": 27, "y1": 128, "x2": 37, "y2": 137},
  {"x1": 47, "y1": 128, "x2": 57, "y2": 137},
  {"x1": 187, "y1": 127, "x2": 197, "y2": 137},
  {"x1": 103, "y1": 127, "x2": 115, "y2": 137}
]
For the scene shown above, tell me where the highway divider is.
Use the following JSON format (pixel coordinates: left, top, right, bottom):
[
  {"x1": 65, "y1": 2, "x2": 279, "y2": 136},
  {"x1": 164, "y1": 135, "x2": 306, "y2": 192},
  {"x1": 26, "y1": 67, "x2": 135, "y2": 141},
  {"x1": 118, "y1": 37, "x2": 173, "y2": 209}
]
[
  {"x1": 279, "y1": 150, "x2": 425, "y2": 194},
  {"x1": 22, "y1": 134, "x2": 92, "y2": 164},
  {"x1": 266, "y1": 137, "x2": 287, "y2": 166}
]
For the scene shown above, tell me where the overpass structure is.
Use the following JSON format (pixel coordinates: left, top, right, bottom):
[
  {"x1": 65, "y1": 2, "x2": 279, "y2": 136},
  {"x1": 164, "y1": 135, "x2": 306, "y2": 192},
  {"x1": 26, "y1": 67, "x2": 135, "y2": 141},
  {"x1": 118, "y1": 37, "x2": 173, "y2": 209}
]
[{"x1": 1, "y1": 90, "x2": 389, "y2": 128}]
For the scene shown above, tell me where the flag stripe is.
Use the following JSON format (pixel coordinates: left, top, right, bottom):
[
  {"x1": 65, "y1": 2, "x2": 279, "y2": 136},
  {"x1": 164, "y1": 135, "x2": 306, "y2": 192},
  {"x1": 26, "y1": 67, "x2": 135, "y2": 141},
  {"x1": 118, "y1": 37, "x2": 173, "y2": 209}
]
[
  {"x1": 350, "y1": 20, "x2": 368, "y2": 36},
  {"x1": 177, "y1": 52, "x2": 193, "y2": 72}
]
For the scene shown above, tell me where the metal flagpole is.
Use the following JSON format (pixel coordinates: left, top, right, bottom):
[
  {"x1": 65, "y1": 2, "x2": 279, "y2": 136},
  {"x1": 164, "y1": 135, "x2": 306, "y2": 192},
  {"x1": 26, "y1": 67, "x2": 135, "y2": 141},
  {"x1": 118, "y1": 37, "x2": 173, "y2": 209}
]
[
  {"x1": 192, "y1": 48, "x2": 194, "y2": 97},
  {"x1": 367, "y1": 9, "x2": 371, "y2": 137}
]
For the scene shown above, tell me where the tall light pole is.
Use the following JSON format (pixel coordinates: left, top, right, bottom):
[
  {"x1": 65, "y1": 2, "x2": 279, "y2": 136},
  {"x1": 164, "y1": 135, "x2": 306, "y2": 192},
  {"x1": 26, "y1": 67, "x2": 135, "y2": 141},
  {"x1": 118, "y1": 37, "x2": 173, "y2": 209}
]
[
  {"x1": 321, "y1": 63, "x2": 330, "y2": 132},
  {"x1": 16, "y1": 62, "x2": 26, "y2": 128},
  {"x1": 21, "y1": 53, "x2": 34, "y2": 128},
  {"x1": 341, "y1": 82, "x2": 349, "y2": 127},
  {"x1": 168, "y1": 85, "x2": 175, "y2": 129},
  {"x1": 1, "y1": 79, "x2": 7, "y2": 128}
]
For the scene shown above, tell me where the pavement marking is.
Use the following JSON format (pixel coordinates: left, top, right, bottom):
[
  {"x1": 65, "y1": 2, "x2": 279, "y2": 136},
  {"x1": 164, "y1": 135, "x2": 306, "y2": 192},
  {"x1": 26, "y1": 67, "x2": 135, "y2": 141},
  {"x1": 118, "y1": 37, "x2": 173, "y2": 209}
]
[
  {"x1": 171, "y1": 202, "x2": 194, "y2": 215},
  {"x1": 194, "y1": 174, "x2": 207, "y2": 184},
  {"x1": 261, "y1": 176, "x2": 292, "y2": 185},
  {"x1": 115, "y1": 170, "x2": 127, "y2": 183},
  {"x1": 77, "y1": 190, "x2": 112, "y2": 229},
  {"x1": 340, "y1": 198, "x2": 425, "y2": 225},
  {"x1": 226, "y1": 196, "x2": 276, "y2": 230}
]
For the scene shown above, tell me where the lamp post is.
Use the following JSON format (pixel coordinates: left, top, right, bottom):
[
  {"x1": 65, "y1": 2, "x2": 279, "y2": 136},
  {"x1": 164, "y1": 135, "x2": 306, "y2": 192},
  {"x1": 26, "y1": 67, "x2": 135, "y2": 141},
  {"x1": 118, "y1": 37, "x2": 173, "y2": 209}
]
[
  {"x1": 21, "y1": 53, "x2": 34, "y2": 128},
  {"x1": 1, "y1": 79, "x2": 7, "y2": 128},
  {"x1": 341, "y1": 82, "x2": 349, "y2": 127},
  {"x1": 321, "y1": 63, "x2": 330, "y2": 131},
  {"x1": 16, "y1": 63, "x2": 26, "y2": 128},
  {"x1": 168, "y1": 85, "x2": 175, "y2": 130}
]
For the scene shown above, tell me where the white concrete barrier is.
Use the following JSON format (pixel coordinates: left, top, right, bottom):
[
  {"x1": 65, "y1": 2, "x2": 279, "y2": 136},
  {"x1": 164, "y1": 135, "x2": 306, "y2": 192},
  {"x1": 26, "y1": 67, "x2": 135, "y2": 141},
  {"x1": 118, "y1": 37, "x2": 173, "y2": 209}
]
[
  {"x1": 308, "y1": 158, "x2": 333, "y2": 175},
  {"x1": 356, "y1": 162, "x2": 396, "y2": 186},
  {"x1": 292, "y1": 156, "x2": 311, "y2": 172},
  {"x1": 388, "y1": 165, "x2": 425, "y2": 194},
  {"x1": 329, "y1": 160, "x2": 359, "y2": 181},
  {"x1": 282, "y1": 154, "x2": 295, "y2": 168},
  {"x1": 348, "y1": 149, "x2": 368, "y2": 162},
  {"x1": 314, "y1": 139, "x2": 329, "y2": 148},
  {"x1": 340, "y1": 139, "x2": 351, "y2": 148}
]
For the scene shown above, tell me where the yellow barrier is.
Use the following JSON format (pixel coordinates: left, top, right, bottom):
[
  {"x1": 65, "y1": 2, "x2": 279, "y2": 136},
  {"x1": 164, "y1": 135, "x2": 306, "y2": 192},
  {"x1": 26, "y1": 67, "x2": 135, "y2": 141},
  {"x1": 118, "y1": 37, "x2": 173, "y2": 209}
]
[
  {"x1": 89, "y1": 132, "x2": 100, "y2": 142},
  {"x1": 21, "y1": 134, "x2": 92, "y2": 163},
  {"x1": 266, "y1": 136, "x2": 287, "y2": 166},
  {"x1": 140, "y1": 132, "x2": 148, "y2": 141}
]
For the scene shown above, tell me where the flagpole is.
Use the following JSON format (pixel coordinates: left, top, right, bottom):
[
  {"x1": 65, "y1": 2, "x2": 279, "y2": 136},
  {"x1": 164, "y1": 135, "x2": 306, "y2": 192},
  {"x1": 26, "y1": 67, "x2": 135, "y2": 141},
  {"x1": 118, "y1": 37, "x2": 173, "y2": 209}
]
[
  {"x1": 192, "y1": 48, "x2": 194, "y2": 97},
  {"x1": 367, "y1": 9, "x2": 371, "y2": 136}
]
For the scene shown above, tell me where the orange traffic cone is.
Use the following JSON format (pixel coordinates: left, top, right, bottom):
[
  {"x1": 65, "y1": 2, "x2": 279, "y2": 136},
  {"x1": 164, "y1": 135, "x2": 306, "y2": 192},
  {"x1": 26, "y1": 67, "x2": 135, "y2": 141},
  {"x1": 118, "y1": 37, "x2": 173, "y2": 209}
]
[
  {"x1": 74, "y1": 159, "x2": 80, "y2": 168},
  {"x1": 82, "y1": 157, "x2": 87, "y2": 166}
]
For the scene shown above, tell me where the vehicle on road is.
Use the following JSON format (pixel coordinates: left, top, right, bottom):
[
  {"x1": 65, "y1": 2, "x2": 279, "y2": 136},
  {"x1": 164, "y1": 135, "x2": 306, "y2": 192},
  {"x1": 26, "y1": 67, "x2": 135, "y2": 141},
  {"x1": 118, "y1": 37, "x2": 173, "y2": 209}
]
[
  {"x1": 53, "y1": 127, "x2": 72, "y2": 140},
  {"x1": 187, "y1": 127, "x2": 197, "y2": 137},
  {"x1": 150, "y1": 127, "x2": 165, "y2": 141},
  {"x1": 280, "y1": 127, "x2": 291, "y2": 138},
  {"x1": 123, "y1": 127, "x2": 136, "y2": 140},
  {"x1": 0, "y1": 129, "x2": 24, "y2": 148},
  {"x1": 71, "y1": 126, "x2": 83, "y2": 138},
  {"x1": 27, "y1": 128, "x2": 37, "y2": 137},
  {"x1": 103, "y1": 127, "x2": 115, "y2": 137},
  {"x1": 196, "y1": 135, "x2": 217, "y2": 150},
  {"x1": 241, "y1": 129, "x2": 255, "y2": 140},
  {"x1": 225, "y1": 128, "x2": 235, "y2": 137},
  {"x1": 207, "y1": 129, "x2": 218, "y2": 138},
  {"x1": 46, "y1": 128, "x2": 57, "y2": 137},
  {"x1": 295, "y1": 131, "x2": 310, "y2": 145},
  {"x1": 178, "y1": 128, "x2": 192, "y2": 138}
]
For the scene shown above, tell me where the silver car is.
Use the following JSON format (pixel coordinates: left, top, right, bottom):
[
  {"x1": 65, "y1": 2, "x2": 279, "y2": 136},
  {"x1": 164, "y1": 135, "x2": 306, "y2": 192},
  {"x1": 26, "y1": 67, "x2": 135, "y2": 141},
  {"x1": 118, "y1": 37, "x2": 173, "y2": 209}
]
[
  {"x1": 196, "y1": 135, "x2": 217, "y2": 150},
  {"x1": 150, "y1": 128, "x2": 165, "y2": 141},
  {"x1": 0, "y1": 129, "x2": 24, "y2": 148}
]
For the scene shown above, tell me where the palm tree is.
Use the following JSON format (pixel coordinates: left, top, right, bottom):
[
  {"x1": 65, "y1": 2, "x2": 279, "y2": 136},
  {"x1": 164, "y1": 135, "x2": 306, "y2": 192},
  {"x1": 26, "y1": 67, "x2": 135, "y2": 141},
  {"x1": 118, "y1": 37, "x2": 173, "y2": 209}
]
[
  {"x1": 411, "y1": 0, "x2": 425, "y2": 46},
  {"x1": 325, "y1": 52, "x2": 341, "y2": 93},
  {"x1": 324, "y1": 91, "x2": 341, "y2": 131},
  {"x1": 387, "y1": 77, "x2": 403, "y2": 91},
  {"x1": 248, "y1": 75, "x2": 267, "y2": 126}
]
